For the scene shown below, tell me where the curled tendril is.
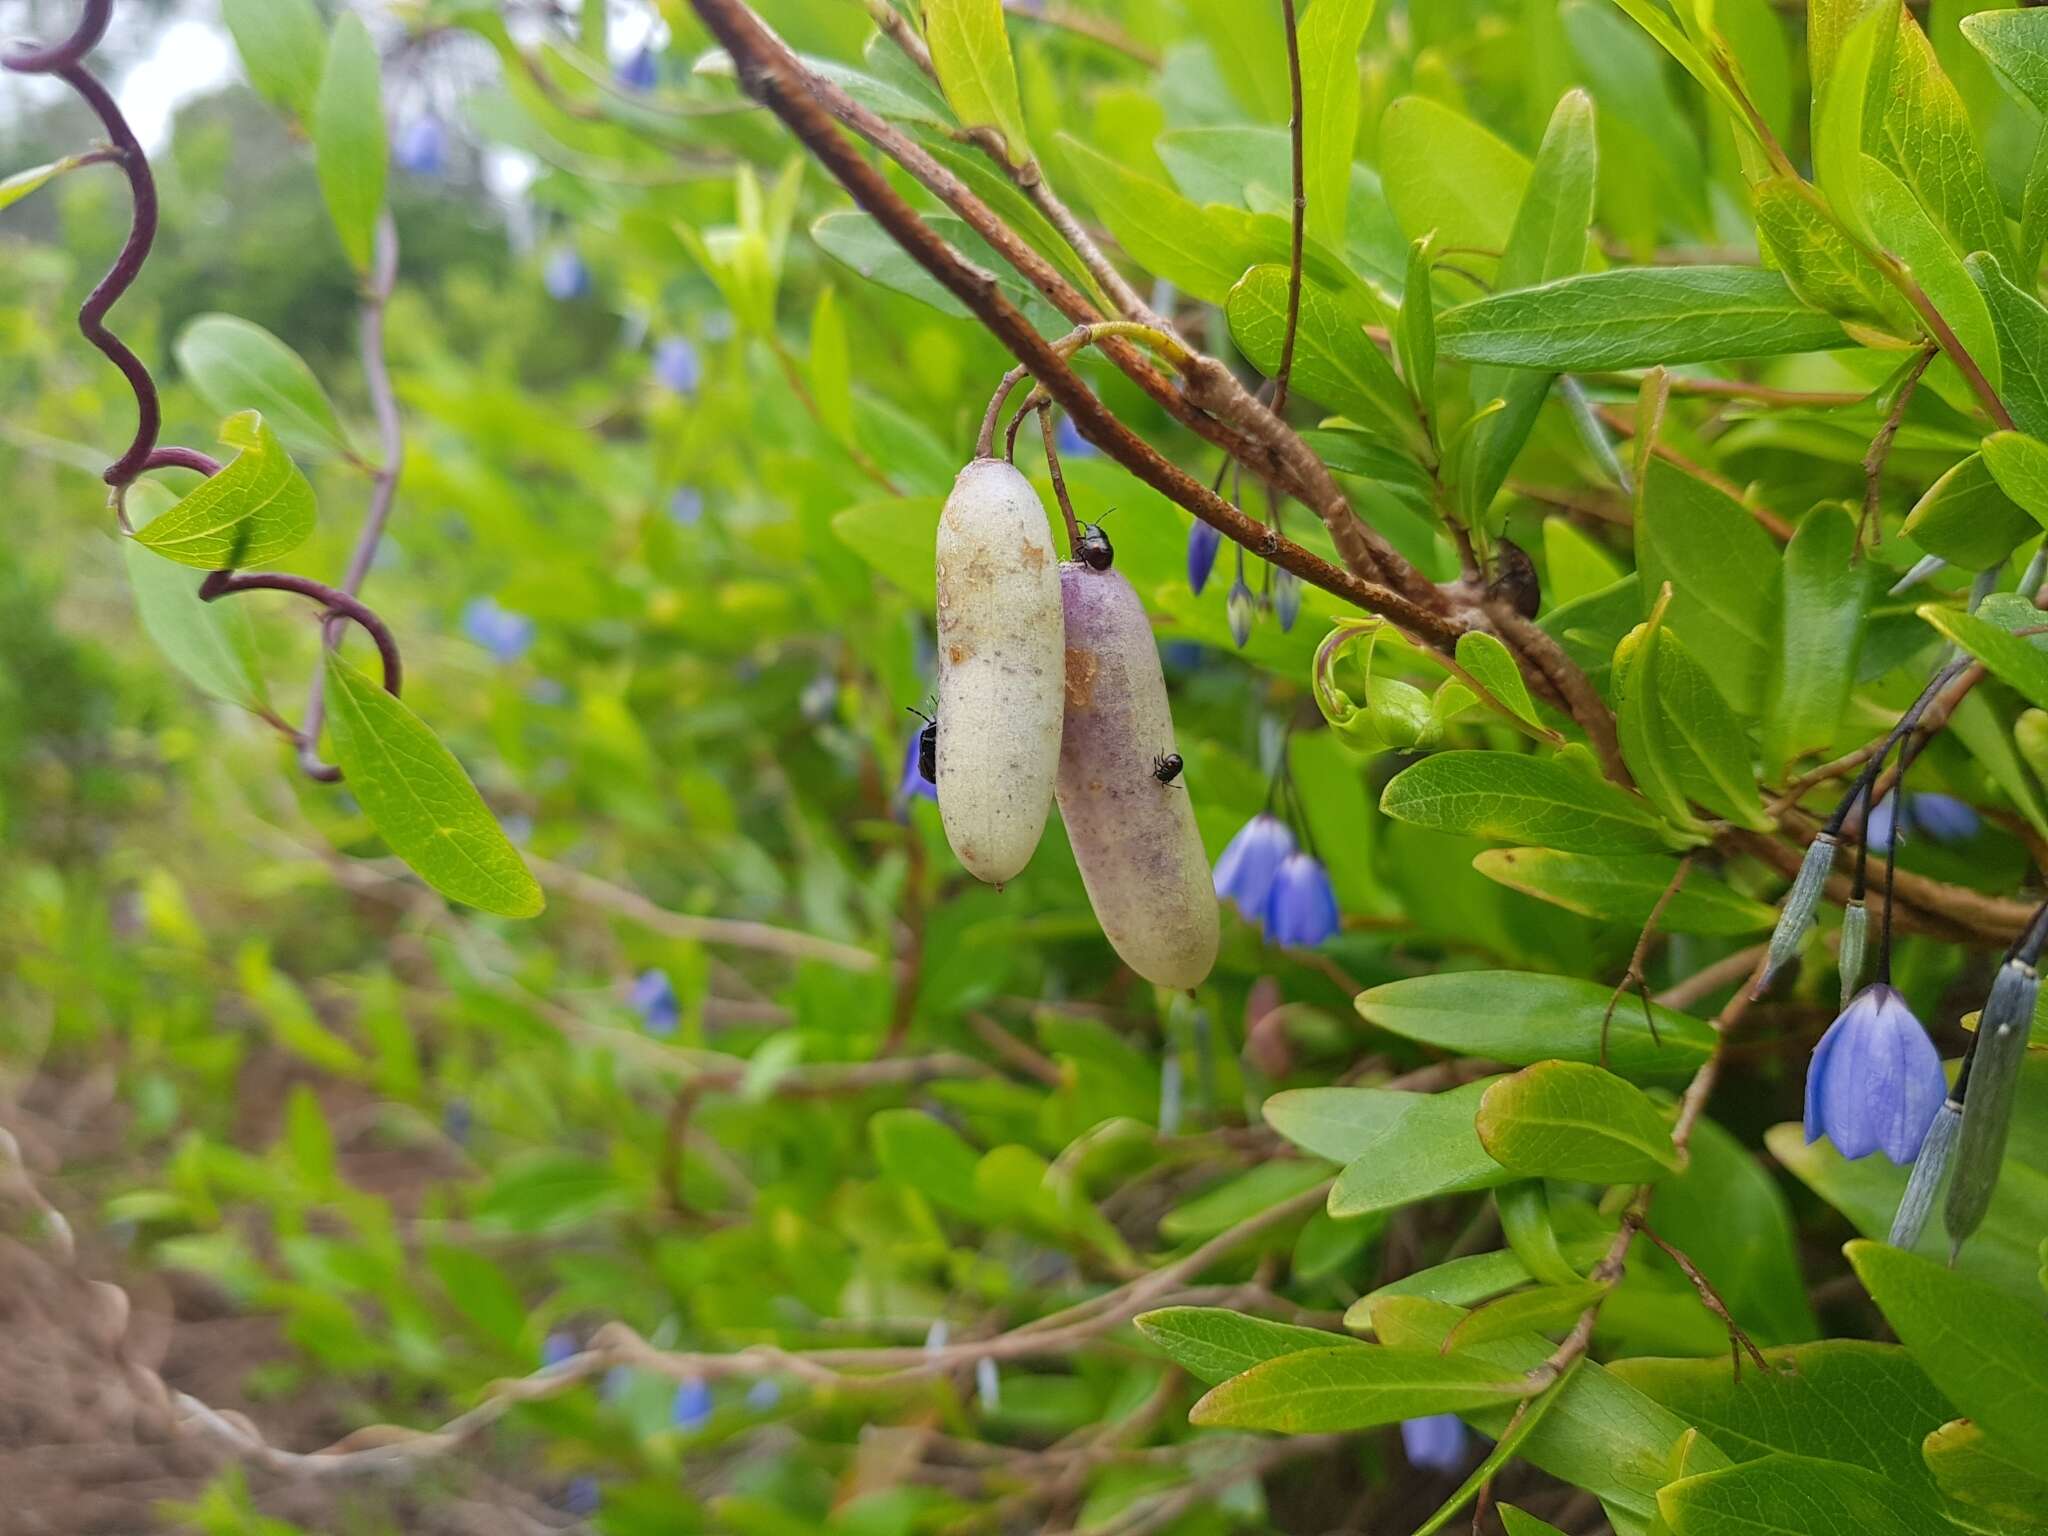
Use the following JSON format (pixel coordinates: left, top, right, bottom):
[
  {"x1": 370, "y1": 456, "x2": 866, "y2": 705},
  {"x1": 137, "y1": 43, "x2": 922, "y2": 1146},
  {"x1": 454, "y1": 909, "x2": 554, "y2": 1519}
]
[
  {"x1": 199, "y1": 571, "x2": 404, "y2": 700},
  {"x1": 2, "y1": 0, "x2": 111, "y2": 74}
]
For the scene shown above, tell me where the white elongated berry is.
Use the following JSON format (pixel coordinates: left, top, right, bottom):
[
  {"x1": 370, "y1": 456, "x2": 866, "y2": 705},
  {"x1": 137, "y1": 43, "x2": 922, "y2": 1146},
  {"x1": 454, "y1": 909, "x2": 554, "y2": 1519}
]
[
  {"x1": 1055, "y1": 563, "x2": 1219, "y2": 989},
  {"x1": 935, "y1": 458, "x2": 1065, "y2": 884}
]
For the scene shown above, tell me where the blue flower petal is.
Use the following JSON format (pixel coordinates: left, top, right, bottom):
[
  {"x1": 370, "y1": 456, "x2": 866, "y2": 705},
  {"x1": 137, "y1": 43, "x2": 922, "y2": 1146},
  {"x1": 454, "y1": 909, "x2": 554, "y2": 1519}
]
[
  {"x1": 1401, "y1": 1413, "x2": 1468, "y2": 1472},
  {"x1": 1264, "y1": 852, "x2": 1340, "y2": 947},
  {"x1": 1213, "y1": 814, "x2": 1294, "y2": 921},
  {"x1": 1805, "y1": 985, "x2": 1944, "y2": 1165},
  {"x1": 1187, "y1": 521, "x2": 1221, "y2": 595},
  {"x1": 1909, "y1": 792, "x2": 1979, "y2": 844}
]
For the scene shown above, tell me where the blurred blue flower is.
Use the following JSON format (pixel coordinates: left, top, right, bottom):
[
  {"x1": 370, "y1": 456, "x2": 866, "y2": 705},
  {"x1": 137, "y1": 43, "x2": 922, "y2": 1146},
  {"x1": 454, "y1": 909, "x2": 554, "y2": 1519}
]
[
  {"x1": 442, "y1": 1098, "x2": 471, "y2": 1146},
  {"x1": 462, "y1": 596, "x2": 535, "y2": 663},
  {"x1": 1226, "y1": 575, "x2": 1256, "y2": 647},
  {"x1": 631, "y1": 968, "x2": 680, "y2": 1037},
  {"x1": 601, "y1": 1365, "x2": 633, "y2": 1402},
  {"x1": 896, "y1": 728, "x2": 937, "y2": 810},
  {"x1": 1908, "y1": 792, "x2": 1979, "y2": 845},
  {"x1": 1401, "y1": 1413, "x2": 1468, "y2": 1471},
  {"x1": 393, "y1": 115, "x2": 446, "y2": 176},
  {"x1": 653, "y1": 336, "x2": 701, "y2": 394},
  {"x1": 563, "y1": 1477, "x2": 601, "y2": 1516},
  {"x1": 745, "y1": 1378, "x2": 782, "y2": 1411},
  {"x1": 542, "y1": 1330, "x2": 577, "y2": 1368},
  {"x1": 799, "y1": 673, "x2": 838, "y2": 724},
  {"x1": 1805, "y1": 984, "x2": 1946, "y2": 1165},
  {"x1": 1054, "y1": 415, "x2": 1098, "y2": 458},
  {"x1": 923, "y1": 1319, "x2": 950, "y2": 1353},
  {"x1": 668, "y1": 486, "x2": 705, "y2": 525},
  {"x1": 1271, "y1": 568, "x2": 1303, "y2": 632},
  {"x1": 1162, "y1": 641, "x2": 1206, "y2": 672},
  {"x1": 1213, "y1": 813, "x2": 1294, "y2": 923},
  {"x1": 975, "y1": 1356, "x2": 1000, "y2": 1410},
  {"x1": 1865, "y1": 792, "x2": 1899, "y2": 851},
  {"x1": 672, "y1": 1376, "x2": 713, "y2": 1430},
  {"x1": 544, "y1": 247, "x2": 591, "y2": 302},
  {"x1": 1187, "y1": 520, "x2": 1221, "y2": 595},
  {"x1": 616, "y1": 44, "x2": 659, "y2": 92},
  {"x1": 1265, "y1": 851, "x2": 1340, "y2": 947}
]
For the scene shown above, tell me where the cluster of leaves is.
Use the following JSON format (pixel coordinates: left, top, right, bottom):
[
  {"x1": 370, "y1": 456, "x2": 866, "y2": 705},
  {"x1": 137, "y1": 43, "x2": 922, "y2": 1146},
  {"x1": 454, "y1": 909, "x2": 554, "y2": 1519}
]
[{"x1": 3, "y1": 0, "x2": 2048, "y2": 1533}]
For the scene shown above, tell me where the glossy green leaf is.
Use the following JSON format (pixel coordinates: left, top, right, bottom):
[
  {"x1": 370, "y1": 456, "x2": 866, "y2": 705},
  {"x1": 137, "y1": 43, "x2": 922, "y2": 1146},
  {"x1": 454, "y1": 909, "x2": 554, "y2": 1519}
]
[
  {"x1": 1380, "y1": 749, "x2": 1683, "y2": 854},
  {"x1": 1327, "y1": 1078, "x2": 1516, "y2": 1217},
  {"x1": 0, "y1": 153, "x2": 98, "y2": 214},
  {"x1": 870, "y1": 1107, "x2": 984, "y2": 1217},
  {"x1": 1963, "y1": 6, "x2": 2048, "y2": 111},
  {"x1": 1614, "y1": 605, "x2": 1769, "y2": 830},
  {"x1": 1158, "y1": 1158, "x2": 1335, "y2": 1240},
  {"x1": 1764, "y1": 505, "x2": 1867, "y2": 773},
  {"x1": 1859, "y1": 154, "x2": 2002, "y2": 393},
  {"x1": 1443, "y1": 1280, "x2": 1606, "y2": 1352},
  {"x1": 1455, "y1": 630, "x2": 1547, "y2": 732},
  {"x1": 1356, "y1": 971, "x2": 1712, "y2": 1079},
  {"x1": 1752, "y1": 178, "x2": 1914, "y2": 336},
  {"x1": 1408, "y1": 1362, "x2": 1575, "y2": 1536},
  {"x1": 1296, "y1": 0, "x2": 1375, "y2": 251},
  {"x1": 1061, "y1": 135, "x2": 1258, "y2": 305},
  {"x1": 1472, "y1": 849, "x2": 1776, "y2": 936},
  {"x1": 1847, "y1": 1240, "x2": 2048, "y2": 1452},
  {"x1": 122, "y1": 482, "x2": 268, "y2": 711},
  {"x1": 131, "y1": 412, "x2": 315, "y2": 569},
  {"x1": 1635, "y1": 457, "x2": 1780, "y2": 715},
  {"x1": 174, "y1": 314, "x2": 354, "y2": 460},
  {"x1": 921, "y1": 0, "x2": 1029, "y2": 162},
  {"x1": 222, "y1": 0, "x2": 327, "y2": 119},
  {"x1": 1398, "y1": 238, "x2": 1438, "y2": 431},
  {"x1": 1346, "y1": 1235, "x2": 1616, "y2": 1331},
  {"x1": 1188, "y1": 1345, "x2": 1534, "y2": 1433},
  {"x1": 1813, "y1": 4, "x2": 1894, "y2": 248},
  {"x1": 1879, "y1": 12, "x2": 2013, "y2": 269},
  {"x1": 1438, "y1": 268, "x2": 1848, "y2": 371},
  {"x1": 312, "y1": 14, "x2": 387, "y2": 271},
  {"x1": 1133, "y1": 1306, "x2": 1358, "y2": 1385},
  {"x1": 1477, "y1": 1062, "x2": 1681, "y2": 1183},
  {"x1": 1184, "y1": 0, "x2": 1288, "y2": 121},
  {"x1": 1496, "y1": 1180, "x2": 1585, "y2": 1287},
  {"x1": 1968, "y1": 253, "x2": 2048, "y2": 439},
  {"x1": 1902, "y1": 451, "x2": 2037, "y2": 572},
  {"x1": 1227, "y1": 265, "x2": 1415, "y2": 443},
  {"x1": 1981, "y1": 428, "x2": 2048, "y2": 531},
  {"x1": 320, "y1": 654, "x2": 545, "y2": 918},
  {"x1": 1919, "y1": 595, "x2": 2048, "y2": 711},
  {"x1": 807, "y1": 286, "x2": 854, "y2": 444},
  {"x1": 1924, "y1": 1418, "x2": 2048, "y2": 1526},
  {"x1": 1500, "y1": 1511, "x2": 1570, "y2": 1536},
  {"x1": 1378, "y1": 96, "x2": 1531, "y2": 268},
  {"x1": 1659, "y1": 1453, "x2": 1938, "y2": 1536}
]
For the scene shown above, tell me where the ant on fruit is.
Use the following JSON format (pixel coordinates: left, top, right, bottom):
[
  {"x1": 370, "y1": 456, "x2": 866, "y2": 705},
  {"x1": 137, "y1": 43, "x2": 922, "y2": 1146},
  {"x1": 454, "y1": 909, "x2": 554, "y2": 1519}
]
[
  {"x1": 906, "y1": 704, "x2": 938, "y2": 783},
  {"x1": 1152, "y1": 752, "x2": 1184, "y2": 787},
  {"x1": 1075, "y1": 507, "x2": 1116, "y2": 571}
]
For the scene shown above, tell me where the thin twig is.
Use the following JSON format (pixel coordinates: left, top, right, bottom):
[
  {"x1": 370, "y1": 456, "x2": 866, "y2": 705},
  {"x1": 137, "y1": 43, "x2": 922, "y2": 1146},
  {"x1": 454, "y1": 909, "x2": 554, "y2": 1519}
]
[
  {"x1": 1273, "y1": 0, "x2": 1306, "y2": 415},
  {"x1": 1859, "y1": 345, "x2": 1936, "y2": 551},
  {"x1": 1601, "y1": 855, "x2": 1691, "y2": 1066},
  {"x1": 1041, "y1": 405, "x2": 1083, "y2": 556}
]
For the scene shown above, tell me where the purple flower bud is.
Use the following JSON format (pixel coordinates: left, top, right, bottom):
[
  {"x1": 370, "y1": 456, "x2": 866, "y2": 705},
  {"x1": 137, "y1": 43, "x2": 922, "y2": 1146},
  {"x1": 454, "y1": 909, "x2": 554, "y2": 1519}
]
[
  {"x1": 630, "y1": 968, "x2": 680, "y2": 1037},
  {"x1": 615, "y1": 45, "x2": 659, "y2": 92},
  {"x1": 896, "y1": 729, "x2": 937, "y2": 811},
  {"x1": 461, "y1": 596, "x2": 535, "y2": 663},
  {"x1": 393, "y1": 115, "x2": 447, "y2": 176},
  {"x1": 1401, "y1": 1413, "x2": 1468, "y2": 1471},
  {"x1": 1908, "y1": 792, "x2": 1979, "y2": 845},
  {"x1": 1054, "y1": 415, "x2": 1098, "y2": 458},
  {"x1": 1226, "y1": 575, "x2": 1256, "y2": 647},
  {"x1": 541, "y1": 1330, "x2": 577, "y2": 1368},
  {"x1": 668, "y1": 486, "x2": 705, "y2": 525},
  {"x1": 442, "y1": 1098, "x2": 472, "y2": 1146},
  {"x1": 1187, "y1": 520, "x2": 1221, "y2": 595},
  {"x1": 744, "y1": 1378, "x2": 782, "y2": 1411},
  {"x1": 1804, "y1": 984, "x2": 1946, "y2": 1165},
  {"x1": 1213, "y1": 814, "x2": 1295, "y2": 924},
  {"x1": 1264, "y1": 851, "x2": 1340, "y2": 948},
  {"x1": 653, "y1": 336, "x2": 700, "y2": 394},
  {"x1": 1866, "y1": 793, "x2": 1900, "y2": 851},
  {"x1": 563, "y1": 1477, "x2": 601, "y2": 1516},
  {"x1": 543, "y1": 247, "x2": 591, "y2": 301},
  {"x1": 1271, "y1": 568, "x2": 1303, "y2": 632},
  {"x1": 672, "y1": 1376, "x2": 713, "y2": 1430}
]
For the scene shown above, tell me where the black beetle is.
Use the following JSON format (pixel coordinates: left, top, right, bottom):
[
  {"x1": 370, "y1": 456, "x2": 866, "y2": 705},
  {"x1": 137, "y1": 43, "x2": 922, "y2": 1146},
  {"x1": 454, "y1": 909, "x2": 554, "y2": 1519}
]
[{"x1": 906, "y1": 705, "x2": 938, "y2": 782}]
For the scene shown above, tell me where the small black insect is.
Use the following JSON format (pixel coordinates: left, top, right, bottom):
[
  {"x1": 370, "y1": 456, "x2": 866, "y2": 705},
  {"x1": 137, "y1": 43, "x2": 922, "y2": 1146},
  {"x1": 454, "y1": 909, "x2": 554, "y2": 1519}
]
[
  {"x1": 1486, "y1": 537, "x2": 1541, "y2": 620},
  {"x1": 907, "y1": 705, "x2": 938, "y2": 782},
  {"x1": 1076, "y1": 508, "x2": 1116, "y2": 571},
  {"x1": 1152, "y1": 752, "x2": 1185, "y2": 786}
]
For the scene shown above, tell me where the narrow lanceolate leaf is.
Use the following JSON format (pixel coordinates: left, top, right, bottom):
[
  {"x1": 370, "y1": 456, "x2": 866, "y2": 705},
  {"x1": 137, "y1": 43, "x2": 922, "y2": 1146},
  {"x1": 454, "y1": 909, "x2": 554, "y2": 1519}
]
[
  {"x1": 174, "y1": 314, "x2": 354, "y2": 460},
  {"x1": 1188, "y1": 1346, "x2": 1534, "y2": 1433},
  {"x1": 1980, "y1": 428, "x2": 2048, "y2": 531},
  {"x1": 1296, "y1": 0, "x2": 1376, "y2": 251},
  {"x1": 1378, "y1": 95, "x2": 1531, "y2": 265},
  {"x1": 1133, "y1": 1307, "x2": 1359, "y2": 1386},
  {"x1": 1812, "y1": 4, "x2": 1894, "y2": 248},
  {"x1": 1326, "y1": 1078, "x2": 1515, "y2": 1217},
  {"x1": 1614, "y1": 605, "x2": 1770, "y2": 831},
  {"x1": 321, "y1": 654, "x2": 545, "y2": 918},
  {"x1": 1356, "y1": 971, "x2": 1712, "y2": 1079},
  {"x1": 1476, "y1": 1062, "x2": 1681, "y2": 1184},
  {"x1": 1345, "y1": 1237, "x2": 1617, "y2": 1331},
  {"x1": 1919, "y1": 596, "x2": 2048, "y2": 712},
  {"x1": 0, "y1": 153, "x2": 98, "y2": 214},
  {"x1": 131, "y1": 412, "x2": 315, "y2": 569},
  {"x1": 312, "y1": 14, "x2": 387, "y2": 271},
  {"x1": 807, "y1": 286, "x2": 855, "y2": 443},
  {"x1": 1500, "y1": 1511, "x2": 1570, "y2": 1536},
  {"x1": 1659, "y1": 1453, "x2": 1942, "y2": 1536},
  {"x1": 1060, "y1": 135, "x2": 1256, "y2": 305},
  {"x1": 1846, "y1": 1240, "x2": 2048, "y2": 1452},
  {"x1": 1380, "y1": 750, "x2": 1684, "y2": 854},
  {"x1": 1877, "y1": 14, "x2": 2013, "y2": 269},
  {"x1": 1437, "y1": 268, "x2": 1848, "y2": 371},
  {"x1": 1901, "y1": 452, "x2": 2037, "y2": 572},
  {"x1": 1453, "y1": 631, "x2": 1547, "y2": 733},
  {"x1": 1962, "y1": 7, "x2": 2048, "y2": 113},
  {"x1": 1635, "y1": 457, "x2": 1780, "y2": 715},
  {"x1": 1765, "y1": 506, "x2": 1866, "y2": 773},
  {"x1": 1752, "y1": 178, "x2": 1912, "y2": 336},
  {"x1": 222, "y1": 0, "x2": 327, "y2": 119},
  {"x1": 1442, "y1": 1282, "x2": 1606, "y2": 1352},
  {"x1": 1859, "y1": 154, "x2": 2002, "y2": 394},
  {"x1": 1968, "y1": 253, "x2": 2048, "y2": 440},
  {"x1": 1228, "y1": 265, "x2": 1418, "y2": 446},
  {"x1": 920, "y1": 0, "x2": 1029, "y2": 162},
  {"x1": 1472, "y1": 850, "x2": 1777, "y2": 937}
]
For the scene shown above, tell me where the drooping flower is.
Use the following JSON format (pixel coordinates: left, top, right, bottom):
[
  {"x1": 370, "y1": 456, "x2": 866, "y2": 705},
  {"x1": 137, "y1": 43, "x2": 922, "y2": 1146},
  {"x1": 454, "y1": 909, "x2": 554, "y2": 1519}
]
[
  {"x1": 541, "y1": 1330, "x2": 577, "y2": 1368},
  {"x1": 672, "y1": 1377, "x2": 713, "y2": 1431},
  {"x1": 1264, "y1": 851, "x2": 1340, "y2": 948},
  {"x1": 1908, "y1": 792, "x2": 1979, "y2": 845},
  {"x1": 1804, "y1": 984, "x2": 1947, "y2": 1165},
  {"x1": 393, "y1": 115, "x2": 447, "y2": 177},
  {"x1": 745, "y1": 1378, "x2": 782, "y2": 1411},
  {"x1": 543, "y1": 247, "x2": 591, "y2": 302},
  {"x1": 1226, "y1": 574, "x2": 1256, "y2": 647},
  {"x1": 630, "y1": 968, "x2": 680, "y2": 1037},
  {"x1": 1865, "y1": 793, "x2": 1900, "y2": 851},
  {"x1": 615, "y1": 44, "x2": 659, "y2": 92},
  {"x1": 1213, "y1": 814, "x2": 1295, "y2": 922},
  {"x1": 1271, "y1": 568, "x2": 1303, "y2": 632},
  {"x1": 896, "y1": 729, "x2": 937, "y2": 809},
  {"x1": 563, "y1": 1477, "x2": 601, "y2": 1516},
  {"x1": 1054, "y1": 414, "x2": 1098, "y2": 458},
  {"x1": 653, "y1": 336, "x2": 701, "y2": 394},
  {"x1": 1187, "y1": 520, "x2": 1221, "y2": 595},
  {"x1": 1401, "y1": 1413, "x2": 1469, "y2": 1472},
  {"x1": 442, "y1": 1098, "x2": 472, "y2": 1146},
  {"x1": 668, "y1": 486, "x2": 705, "y2": 525},
  {"x1": 461, "y1": 596, "x2": 535, "y2": 662}
]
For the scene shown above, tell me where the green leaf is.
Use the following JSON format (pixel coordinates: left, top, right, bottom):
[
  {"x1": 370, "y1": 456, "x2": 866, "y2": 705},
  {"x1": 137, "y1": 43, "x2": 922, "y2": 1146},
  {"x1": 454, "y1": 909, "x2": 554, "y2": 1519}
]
[
  {"x1": 1981, "y1": 427, "x2": 2048, "y2": 532},
  {"x1": 870, "y1": 1107, "x2": 984, "y2": 1218},
  {"x1": 473, "y1": 1151, "x2": 628, "y2": 1231},
  {"x1": 1765, "y1": 506, "x2": 1867, "y2": 773},
  {"x1": 1188, "y1": 1346, "x2": 1534, "y2": 1433},
  {"x1": 1326, "y1": 1078, "x2": 1516, "y2": 1217},
  {"x1": 0, "y1": 152, "x2": 98, "y2": 214},
  {"x1": 1437, "y1": 268, "x2": 1849, "y2": 371},
  {"x1": 122, "y1": 484, "x2": 268, "y2": 711},
  {"x1": 1813, "y1": 4, "x2": 1894, "y2": 249},
  {"x1": 1963, "y1": 7, "x2": 2048, "y2": 112},
  {"x1": 1846, "y1": 1240, "x2": 2048, "y2": 1453},
  {"x1": 1453, "y1": 631, "x2": 1547, "y2": 733},
  {"x1": 1924, "y1": 1418, "x2": 2048, "y2": 1527},
  {"x1": 1398, "y1": 238, "x2": 1438, "y2": 433},
  {"x1": 1472, "y1": 849, "x2": 1776, "y2": 936},
  {"x1": 1501, "y1": 1511, "x2": 1570, "y2": 1536},
  {"x1": 1907, "y1": 450, "x2": 2039, "y2": 567},
  {"x1": 1879, "y1": 13, "x2": 2013, "y2": 269},
  {"x1": 1968, "y1": 254, "x2": 2048, "y2": 440},
  {"x1": 1357, "y1": 971, "x2": 1712, "y2": 1079},
  {"x1": 131, "y1": 412, "x2": 315, "y2": 569},
  {"x1": 426, "y1": 1245, "x2": 528, "y2": 1349},
  {"x1": 1380, "y1": 750, "x2": 1683, "y2": 854},
  {"x1": 807, "y1": 286, "x2": 854, "y2": 444},
  {"x1": 1346, "y1": 1236, "x2": 1617, "y2": 1331},
  {"x1": 1660, "y1": 1453, "x2": 1942, "y2": 1536},
  {"x1": 1476, "y1": 1062, "x2": 1681, "y2": 1183},
  {"x1": 1159, "y1": 1159, "x2": 1335, "y2": 1241},
  {"x1": 312, "y1": 14, "x2": 387, "y2": 272},
  {"x1": 1753, "y1": 177, "x2": 1914, "y2": 337},
  {"x1": 1636, "y1": 457, "x2": 1780, "y2": 715},
  {"x1": 1408, "y1": 1362, "x2": 1576, "y2": 1536},
  {"x1": 320, "y1": 654, "x2": 544, "y2": 918},
  {"x1": 1859, "y1": 154, "x2": 2002, "y2": 393},
  {"x1": 174, "y1": 314, "x2": 354, "y2": 460},
  {"x1": 1919, "y1": 596, "x2": 2048, "y2": 711},
  {"x1": 1060, "y1": 135, "x2": 1257, "y2": 306},
  {"x1": 812, "y1": 211, "x2": 969, "y2": 319},
  {"x1": 1265, "y1": 1084, "x2": 1446, "y2": 1164},
  {"x1": 1227, "y1": 265, "x2": 1417, "y2": 445},
  {"x1": 1378, "y1": 96, "x2": 1531, "y2": 270},
  {"x1": 1184, "y1": 0, "x2": 1289, "y2": 121},
  {"x1": 921, "y1": 0, "x2": 1029, "y2": 162},
  {"x1": 222, "y1": 0, "x2": 327, "y2": 119},
  {"x1": 1614, "y1": 605, "x2": 1770, "y2": 830},
  {"x1": 1443, "y1": 1280, "x2": 1607, "y2": 1352},
  {"x1": 1133, "y1": 1307, "x2": 1358, "y2": 1386},
  {"x1": 1296, "y1": 0, "x2": 1376, "y2": 251}
]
